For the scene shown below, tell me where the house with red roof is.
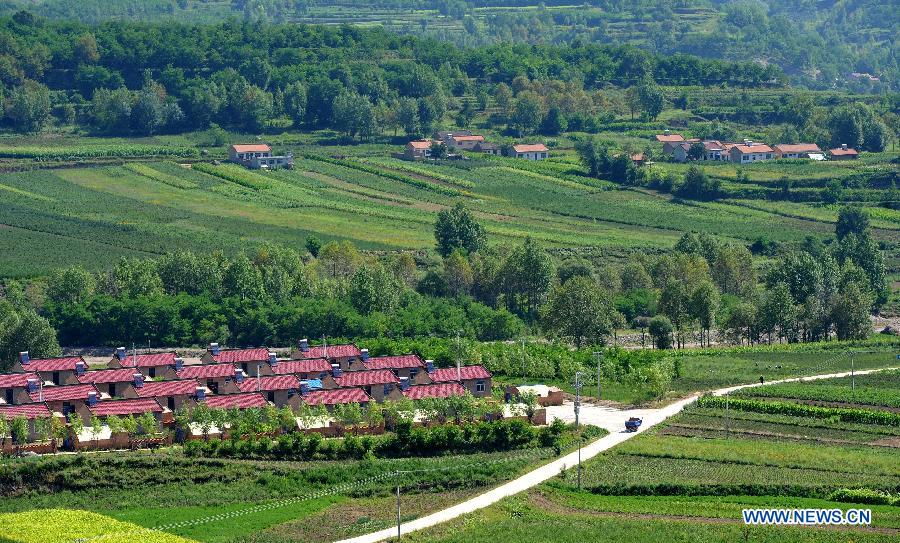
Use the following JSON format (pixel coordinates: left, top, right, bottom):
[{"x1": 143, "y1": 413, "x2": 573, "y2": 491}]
[
  {"x1": 30, "y1": 383, "x2": 101, "y2": 418},
  {"x1": 237, "y1": 375, "x2": 302, "y2": 408},
  {"x1": 404, "y1": 140, "x2": 434, "y2": 160},
  {"x1": 201, "y1": 392, "x2": 269, "y2": 410},
  {"x1": 77, "y1": 368, "x2": 142, "y2": 398},
  {"x1": 774, "y1": 143, "x2": 821, "y2": 159},
  {"x1": 829, "y1": 144, "x2": 859, "y2": 160},
  {"x1": 10, "y1": 352, "x2": 85, "y2": 385},
  {"x1": 729, "y1": 142, "x2": 775, "y2": 163},
  {"x1": 506, "y1": 143, "x2": 549, "y2": 160},
  {"x1": 363, "y1": 354, "x2": 431, "y2": 382},
  {"x1": 429, "y1": 365, "x2": 492, "y2": 397},
  {"x1": 175, "y1": 363, "x2": 242, "y2": 395},
  {"x1": 201, "y1": 344, "x2": 275, "y2": 376},
  {"x1": 107, "y1": 348, "x2": 180, "y2": 380},
  {"x1": 448, "y1": 134, "x2": 485, "y2": 150},
  {"x1": 291, "y1": 339, "x2": 363, "y2": 371},
  {"x1": 0, "y1": 403, "x2": 53, "y2": 441},
  {"x1": 229, "y1": 144, "x2": 293, "y2": 170},
  {"x1": 302, "y1": 388, "x2": 371, "y2": 410},
  {"x1": 0, "y1": 372, "x2": 40, "y2": 405},
  {"x1": 88, "y1": 398, "x2": 163, "y2": 422},
  {"x1": 333, "y1": 370, "x2": 401, "y2": 402},
  {"x1": 403, "y1": 382, "x2": 467, "y2": 400},
  {"x1": 133, "y1": 379, "x2": 203, "y2": 412},
  {"x1": 655, "y1": 132, "x2": 686, "y2": 154},
  {"x1": 271, "y1": 358, "x2": 333, "y2": 381}
]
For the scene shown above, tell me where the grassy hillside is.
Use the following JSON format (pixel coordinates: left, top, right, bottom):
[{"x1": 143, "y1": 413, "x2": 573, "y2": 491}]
[{"x1": 1, "y1": 135, "x2": 898, "y2": 278}]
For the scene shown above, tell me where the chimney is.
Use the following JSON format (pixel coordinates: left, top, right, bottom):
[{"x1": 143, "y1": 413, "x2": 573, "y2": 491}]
[
  {"x1": 268, "y1": 351, "x2": 278, "y2": 366},
  {"x1": 425, "y1": 359, "x2": 435, "y2": 373},
  {"x1": 26, "y1": 378, "x2": 38, "y2": 393},
  {"x1": 133, "y1": 373, "x2": 144, "y2": 388},
  {"x1": 195, "y1": 387, "x2": 206, "y2": 401},
  {"x1": 75, "y1": 361, "x2": 86, "y2": 376},
  {"x1": 841, "y1": 143, "x2": 848, "y2": 150},
  {"x1": 18, "y1": 351, "x2": 29, "y2": 365},
  {"x1": 209, "y1": 342, "x2": 221, "y2": 356},
  {"x1": 234, "y1": 368, "x2": 245, "y2": 383},
  {"x1": 331, "y1": 363, "x2": 342, "y2": 378},
  {"x1": 360, "y1": 349, "x2": 369, "y2": 361},
  {"x1": 299, "y1": 381, "x2": 310, "y2": 396},
  {"x1": 116, "y1": 347, "x2": 126, "y2": 361},
  {"x1": 87, "y1": 391, "x2": 98, "y2": 406},
  {"x1": 298, "y1": 338, "x2": 309, "y2": 353},
  {"x1": 174, "y1": 357, "x2": 184, "y2": 370},
  {"x1": 400, "y1": 377, "x2": 410, "y2": 391}
]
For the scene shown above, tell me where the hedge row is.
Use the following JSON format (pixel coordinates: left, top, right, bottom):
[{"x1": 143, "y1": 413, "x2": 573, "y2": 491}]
[{"x1": 696, "y1": 395, "x2": 900, "y2": 426}]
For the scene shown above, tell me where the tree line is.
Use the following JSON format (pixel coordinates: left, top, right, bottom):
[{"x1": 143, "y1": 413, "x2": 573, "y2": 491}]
[{"x1": 0, "y1": 11, "x2": 783, "y2": 137}]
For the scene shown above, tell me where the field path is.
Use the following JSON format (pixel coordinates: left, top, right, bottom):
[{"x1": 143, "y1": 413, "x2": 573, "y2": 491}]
[{"x1": 335, "y1": 367, "x2": 898, "y2": 543}]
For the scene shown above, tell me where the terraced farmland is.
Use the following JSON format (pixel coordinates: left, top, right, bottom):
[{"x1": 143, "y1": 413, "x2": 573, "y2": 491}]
[{"x1": 1, "y1": 154, "x2": 899, "y2": 277}]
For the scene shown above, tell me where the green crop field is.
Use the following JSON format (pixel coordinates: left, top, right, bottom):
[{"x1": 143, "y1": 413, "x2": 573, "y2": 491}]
[{"x1": 1, "y1": 140, "x2": 897, "y2": 278}]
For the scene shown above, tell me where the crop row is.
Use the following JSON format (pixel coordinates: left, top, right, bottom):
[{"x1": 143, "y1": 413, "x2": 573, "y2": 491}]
[
  {"x1": 192, "y1": 163, "x2": 272, "y2": 190},
  {"x1": 303, "y1": 154, "x2": 466, "y2": 197},
  {"x1": 123, "y1": 163, "x2": 197, "y2": 189},
  {"x1": 0, "y1": 145, "x2": 198, "y2": 161},
  {"x1": 361, "y1": 157, "x2": 476, "y2": 188},
  {"x1": 696, "y1": 395, "x2": 900, "y2": 426},
  {"x1": 737, "y1": 383, "x2": 900, "y2": 408}
]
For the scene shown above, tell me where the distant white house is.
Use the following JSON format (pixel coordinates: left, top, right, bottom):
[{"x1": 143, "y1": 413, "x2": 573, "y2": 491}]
[
  {"x1": 729, "y1": 142, "x2": 774, "y2": 164},
  {"x1": 507, "y1": 143, "x2": 549, "y2": 160},
  {"x1": 229, "y1": 144, "x2": 293, "y2": 170},
  {"x1": 774, "y1": 143, "x2": 822, "y2": 159}
]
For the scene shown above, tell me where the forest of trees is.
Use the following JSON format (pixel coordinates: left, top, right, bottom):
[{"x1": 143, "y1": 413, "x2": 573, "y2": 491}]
[{"x1": 0, "y1": 12, "x2": 785, "y2": 136}]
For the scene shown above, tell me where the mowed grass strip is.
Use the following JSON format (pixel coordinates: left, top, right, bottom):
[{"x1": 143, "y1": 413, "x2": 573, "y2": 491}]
[{"x1": 124, "y1": 162, "x2": 198, "y2": 189}]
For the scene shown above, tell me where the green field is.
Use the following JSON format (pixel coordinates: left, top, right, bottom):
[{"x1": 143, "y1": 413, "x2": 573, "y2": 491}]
[{"x1": 2, "y1": 142, "x2": 897, "y2": 277}]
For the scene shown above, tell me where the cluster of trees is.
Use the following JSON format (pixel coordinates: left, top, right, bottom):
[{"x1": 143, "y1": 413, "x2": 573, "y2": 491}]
[
  {"x1": 0, "y1": 12, "x2": 783, "y2": 135},
  {"x1": 768, "y1": 97, "x2": 891, "y2": 152}
]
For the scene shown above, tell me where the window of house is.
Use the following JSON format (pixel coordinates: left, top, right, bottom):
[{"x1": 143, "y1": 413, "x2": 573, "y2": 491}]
[
  {"x1": 475, "y1": 380, "x2": 485, "y2": 393},
  {"x1": 267, "y1": 391, "x2": 275, "y2": 403},
  {"x1": 208, "y1": 381, "x2": 219, "y2": 394},
  {"x1": 409, "y1": 368, "x2": 419, "y2": 379},
  {"x1": 108, "y1": 383, "x2": 116, "y2": 397},
  {"x1": 148, "y1": 367, "x2": 156, "y2": 378},
  {"x1": 52, "y1": 372, "x2": 60, "y2": 385},
  {"x1": 167, "y1": 397, "x2": 175, "y2": 410},
  {"x1": 4, "y1": 389, "x2": 12, "y2": 404},
  {"x1": 62, "y1": 402, "x2": 73, "y2": 416}
]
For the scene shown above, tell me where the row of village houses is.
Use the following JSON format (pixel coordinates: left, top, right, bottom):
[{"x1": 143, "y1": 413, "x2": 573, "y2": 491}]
[
  {"x1": 655, "y1": 131, "x2": 860, "y2": 164},
  {"x1": 405, "y1": 130, "x2": 550, "y2": 161},
  {"x1": 0, "y1": 341, "x2": 492, "y2": 441}
]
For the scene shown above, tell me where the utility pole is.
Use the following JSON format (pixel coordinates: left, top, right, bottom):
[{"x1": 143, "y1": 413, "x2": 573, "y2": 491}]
[
  {"x1": 593, "y1": 351, "x2": 603, "y2": 400},
  {"x1": 574, "y1": 371, "x2": 583, "y2": 490},
  {"x1": 257, "y1": 364, "x2": 262, "y2": 391}
]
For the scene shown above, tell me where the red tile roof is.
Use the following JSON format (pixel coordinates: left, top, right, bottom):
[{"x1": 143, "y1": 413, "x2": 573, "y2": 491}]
[
  {"x1": 774, "y1": 143, "x2": 821, "y2": 154},
  {"x1": 0, "y1": 403, "x2": 51, "y2": 419},
  {"x1": 363, "y1": 355, "x2": 425, "y2": 371},
  {"x1": 702, "y1": 140, "x2": 724, "y2": 151},
  {"x1": 452, "y1": 135, "x2": 484, "y2": 142},
  {"x1": 211, "y1": 348, "x2": 270, "y2": 364},
  {"x1": 231, "y1": 144, "x2": 271, "y2": 153},
  {"x1": 512, "y1": 144, "x2": 548, "y2": 153},
  {"x1": 408, "y1": 140, "x2": 433, "y2": 150},
  {"x1": 237, "y1": 375, "x2": 300, "y2": 393},
  {"x1": 296, "y1": 344, "x2": 361, "y2": 360},
  {"x1": 829, "y1": 147, "x2": 858, "y2": 156},
  {"x1": 429, "y1": 365, "x2": 492, "y2": 382},
  {"x1": 403, "y1": 383, "x2": 467, "y2": 400},
  {"x1": 135, "y1": 380, "x2": 199, "y2": 398},
  {"x1": 20, "y1": 356, "x2": 83, "y2": 372},
  {"x1": 90, "y1": 398, "x2": 162, "y2": 417},
  {"x1": 272, "y1": 359, "x2": 332, "y2": 375},
  {"x1": 0, "y1": 372, "x2": 39, "y2": 388},
  {"x1": 78, "y1": 368, "x2": 140, "y2": 385},
  {"x1": 115, "y1": 352, "x2": 177, "y2": 368},
  {"x1": 655, "y1": 134, "x2": 685, "y2": 143},
  {"x1": 303, "y1": 388, "x2": 370, "y2": 406},
  {"x1": 334, "y1": 370, "x2": 398, "y2": 388},
  {"x1": 732, "y1": 144, "x2": 774, "y2": 154},
  {"x1": 202, "y1": 392, "x2": 269, "y2": 410},
  {"x1": 29, "y1": 384, "x2": 98, "y2": 403},
  {"x1": 176, "y1": 363, "x2": 238, "y2": 379}
]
